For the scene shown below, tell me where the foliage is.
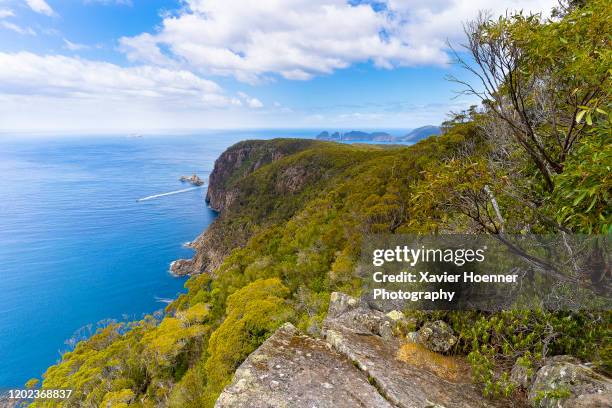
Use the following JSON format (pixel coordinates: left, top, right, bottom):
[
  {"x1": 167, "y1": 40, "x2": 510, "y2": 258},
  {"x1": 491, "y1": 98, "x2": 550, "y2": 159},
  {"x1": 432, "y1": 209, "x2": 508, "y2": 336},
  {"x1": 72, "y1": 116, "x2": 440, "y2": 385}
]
[
  {"x1": 449, "y1": 310, "x2": 611, "y2": 398},
  {"x1": 549, "y1": 110, "x2": 612, "y2": 233}
]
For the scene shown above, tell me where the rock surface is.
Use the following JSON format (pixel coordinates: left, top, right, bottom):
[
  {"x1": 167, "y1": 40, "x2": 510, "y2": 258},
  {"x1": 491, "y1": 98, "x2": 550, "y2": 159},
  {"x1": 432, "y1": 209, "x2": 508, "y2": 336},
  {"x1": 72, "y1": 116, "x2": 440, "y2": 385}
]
[
  {"x1": 417, "y1": 320, "x2": 457, "y2": 353},
  {"x1": 323, "y1": 293, "x2": 503, "y2": 408},
  {"x1": 215, "y1": 323, "x2": 392, "y2": 408},
  {"x1": 169, "y1": 259, "x2": 195, "y2": 277},
  {"x1": 528, "y1": 357, "x2": 612, "y2": 408},
  {"x1": 217, "y1": 292, "x2": 508, "y2": 407}
]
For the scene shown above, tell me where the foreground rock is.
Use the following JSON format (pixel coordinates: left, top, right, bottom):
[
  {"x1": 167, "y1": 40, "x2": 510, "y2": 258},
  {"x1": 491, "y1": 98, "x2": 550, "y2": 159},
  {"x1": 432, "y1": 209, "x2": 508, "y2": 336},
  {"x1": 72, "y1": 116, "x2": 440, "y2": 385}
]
[
  {"x1": 215, "y1": 323, "x2": 392, "y2": 408},
  {"x1": 528, "y1": 357, "x2": 612, "y2": 408},
  {"x1": 417, "y1": 320, "x2": 457, "y2": 353},
  {"x1": 323, "y1": 293, "x2": 504, "y2": 408},
  {"x1": 217, "y1": 292, "x2": 509, "y2": 407},
  {"x1": 179, "y1": 174, "x2": 204, "y2": 186}
]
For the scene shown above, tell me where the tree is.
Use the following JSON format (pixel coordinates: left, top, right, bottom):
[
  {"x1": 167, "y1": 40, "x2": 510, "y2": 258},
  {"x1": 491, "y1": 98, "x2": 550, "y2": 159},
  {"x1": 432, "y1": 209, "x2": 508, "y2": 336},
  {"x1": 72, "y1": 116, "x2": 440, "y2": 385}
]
[{"x1": 450, "y1": 0, "x2": 611, "y2": 191}]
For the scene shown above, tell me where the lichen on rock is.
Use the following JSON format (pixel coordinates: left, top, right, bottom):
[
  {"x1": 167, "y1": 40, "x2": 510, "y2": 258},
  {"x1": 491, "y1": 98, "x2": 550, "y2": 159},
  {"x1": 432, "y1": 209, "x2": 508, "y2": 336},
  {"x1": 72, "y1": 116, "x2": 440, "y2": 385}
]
[
  {"x1": 417, "y1": 320, "x2": 457, "y2": 354},
  {"x1": 528, "y1": 357, "x2": 612, "y2": 408}
]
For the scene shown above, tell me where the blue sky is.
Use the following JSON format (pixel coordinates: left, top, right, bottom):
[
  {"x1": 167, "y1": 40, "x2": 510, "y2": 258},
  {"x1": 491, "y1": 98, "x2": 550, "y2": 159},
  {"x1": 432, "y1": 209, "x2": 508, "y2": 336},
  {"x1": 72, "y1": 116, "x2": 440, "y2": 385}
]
[{"x1": 0, "y1": 0, "x2": 556, "y2": 133}]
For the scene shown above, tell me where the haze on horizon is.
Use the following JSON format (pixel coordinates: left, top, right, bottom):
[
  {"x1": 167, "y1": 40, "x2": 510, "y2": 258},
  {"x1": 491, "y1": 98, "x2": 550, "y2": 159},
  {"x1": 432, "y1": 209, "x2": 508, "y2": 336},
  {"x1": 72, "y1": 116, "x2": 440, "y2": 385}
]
[{"x1": 0, "y1": 0, "x2": 556, "y2": 133}]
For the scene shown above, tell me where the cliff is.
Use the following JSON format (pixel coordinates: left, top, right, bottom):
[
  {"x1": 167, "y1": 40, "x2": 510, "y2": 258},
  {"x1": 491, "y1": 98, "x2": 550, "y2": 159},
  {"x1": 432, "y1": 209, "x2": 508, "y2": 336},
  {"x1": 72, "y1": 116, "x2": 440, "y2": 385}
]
[
  {"x1": 205, "y1": 139, "x2": 320, "y2": 212},
  {"x1": 172, "y1": 138, "x2": 371, "y2": 275},
  {"x1": 173, "y1": 139, "x2": 316, "y2": 275}
]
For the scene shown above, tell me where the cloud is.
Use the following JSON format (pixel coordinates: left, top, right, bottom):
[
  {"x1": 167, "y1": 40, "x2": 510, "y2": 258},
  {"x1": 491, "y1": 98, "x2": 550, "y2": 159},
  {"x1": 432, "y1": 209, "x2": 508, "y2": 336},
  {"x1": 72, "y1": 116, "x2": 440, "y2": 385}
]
[
  {"x1": 0, "y1": 52, "x2": 233, "y2": 105},
  {"x1": 24, "y1": 0, "x2": 54, "y2": 16},
  {"x1": 1, "y1": 21, "x2": 35, "y2": 35},
  {"x1": 0, "y1": 52, "x2": 268, "y2": 131},
  {"x1": 119, "y1": 0, "x2": 556, "y2": 83},
  {"x1": 63, "y1": 39, "x2": 90, "y2": 51},
  {"x1": 0, "y1": 8, "x2": 14, "y2": 18},
  {"x1": 238, "y1": 92, "x2": 263, "y2": 108}
]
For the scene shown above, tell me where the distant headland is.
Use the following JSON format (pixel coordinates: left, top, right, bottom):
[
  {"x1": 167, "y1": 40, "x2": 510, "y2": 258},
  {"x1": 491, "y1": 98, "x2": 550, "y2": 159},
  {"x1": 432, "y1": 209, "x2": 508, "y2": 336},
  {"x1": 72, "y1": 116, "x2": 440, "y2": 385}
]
[{"x1": 316, "y1": 125, "x2": 441, "y2": 143}]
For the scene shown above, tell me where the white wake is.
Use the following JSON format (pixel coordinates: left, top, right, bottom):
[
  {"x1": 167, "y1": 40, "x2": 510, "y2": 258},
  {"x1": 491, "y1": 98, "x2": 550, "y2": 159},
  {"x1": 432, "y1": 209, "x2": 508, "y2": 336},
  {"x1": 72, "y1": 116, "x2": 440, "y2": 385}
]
[{"x1": 137, "y1": 186, "x2": 202, "y2": 202}]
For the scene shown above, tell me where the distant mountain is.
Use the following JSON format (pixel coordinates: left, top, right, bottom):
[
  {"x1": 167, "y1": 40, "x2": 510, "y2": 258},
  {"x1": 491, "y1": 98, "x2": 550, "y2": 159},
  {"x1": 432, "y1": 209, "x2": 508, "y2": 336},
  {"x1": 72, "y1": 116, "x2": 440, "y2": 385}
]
[
  {"x1": 316, "y1": 126, "x2": 440, "y2": 143},
  {"x1": 396, "y1": 125, "x2": 441, "y2": 142},
  {"x1": 316, "y1": 130, "x2": 394, "y2": 142}
]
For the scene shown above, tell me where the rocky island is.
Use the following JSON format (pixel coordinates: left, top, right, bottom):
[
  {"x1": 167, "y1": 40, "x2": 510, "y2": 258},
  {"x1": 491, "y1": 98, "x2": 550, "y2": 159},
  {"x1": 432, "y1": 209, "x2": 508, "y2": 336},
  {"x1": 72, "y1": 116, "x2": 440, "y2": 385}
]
[
  {"x1": 316, "y1": 125, "x2": 441, "y2": 143},
  {"x1": 179, "y1": 173, "x2": 205, "y2": 186}
]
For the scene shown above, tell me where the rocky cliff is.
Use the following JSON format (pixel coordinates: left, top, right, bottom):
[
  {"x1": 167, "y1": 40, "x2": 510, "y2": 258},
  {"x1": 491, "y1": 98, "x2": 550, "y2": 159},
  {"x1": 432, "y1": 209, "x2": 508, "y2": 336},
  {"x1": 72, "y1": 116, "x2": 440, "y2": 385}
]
[
  {"x1": 205, "y1": 139, "x2": 318, "y2": 212},
  {"x1": 171, "y1": 138, "x2": 339, "y2": 276}
]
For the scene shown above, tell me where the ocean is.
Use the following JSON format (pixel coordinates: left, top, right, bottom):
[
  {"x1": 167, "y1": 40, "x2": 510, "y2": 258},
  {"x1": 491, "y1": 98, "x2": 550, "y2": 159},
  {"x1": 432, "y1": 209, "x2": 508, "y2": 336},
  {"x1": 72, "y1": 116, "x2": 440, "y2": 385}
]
[{"x1": 0, "y1": 130, "x2": 313, "y2": 389}]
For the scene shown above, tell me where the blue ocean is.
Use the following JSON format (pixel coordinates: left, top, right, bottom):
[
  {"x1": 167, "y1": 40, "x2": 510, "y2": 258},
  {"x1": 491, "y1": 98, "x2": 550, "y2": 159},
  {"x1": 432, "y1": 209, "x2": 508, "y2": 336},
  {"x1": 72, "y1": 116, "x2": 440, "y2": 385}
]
[{"x1": 0, "y1": 130, "x2": 313, "y2": 389}]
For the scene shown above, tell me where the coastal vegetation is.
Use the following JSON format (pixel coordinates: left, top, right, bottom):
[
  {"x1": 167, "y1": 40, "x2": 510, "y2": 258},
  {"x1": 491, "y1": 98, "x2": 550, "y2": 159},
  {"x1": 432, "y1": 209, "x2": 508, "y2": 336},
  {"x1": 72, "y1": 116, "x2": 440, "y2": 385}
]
[{"x1": 30, "y1": 1, "x2": 610, "y2": 407}]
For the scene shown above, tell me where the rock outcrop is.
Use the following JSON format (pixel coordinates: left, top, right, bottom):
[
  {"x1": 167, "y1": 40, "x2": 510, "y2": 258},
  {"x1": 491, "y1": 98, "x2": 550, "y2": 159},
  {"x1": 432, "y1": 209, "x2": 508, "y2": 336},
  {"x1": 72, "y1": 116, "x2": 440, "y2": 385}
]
[
  {"x1": 215, "y1": 323, "x2": 392, "y2": 408},
  {"x1": 169, "y1": 259, "x2": 194, "y2": 277},
  {"x1": 527, "y1": 357, "x2": 612, "y2": 408},
  {"x1": 322, "y1": 293, "x2": 502, "y2": 408},
  {"x1": 417, "y1": 320, "x2": 457, "y2": 353},
  {"x1": 217, "y1": 292, "x2": 508, "y2": 408}
]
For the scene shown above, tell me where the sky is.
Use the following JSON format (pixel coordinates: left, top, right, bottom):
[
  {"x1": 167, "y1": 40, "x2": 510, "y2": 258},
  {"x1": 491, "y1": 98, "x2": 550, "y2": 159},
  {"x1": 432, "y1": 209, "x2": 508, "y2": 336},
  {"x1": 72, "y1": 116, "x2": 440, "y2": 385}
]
[{"x1": 0, "y1": 0, "x2": 557, "y2": 133}]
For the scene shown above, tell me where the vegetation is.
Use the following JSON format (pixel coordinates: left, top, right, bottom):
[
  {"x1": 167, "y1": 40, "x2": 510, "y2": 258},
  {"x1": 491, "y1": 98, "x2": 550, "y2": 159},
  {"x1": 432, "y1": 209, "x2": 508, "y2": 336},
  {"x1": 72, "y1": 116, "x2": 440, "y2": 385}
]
[{"x1": 30, "y1": 1, "x2": 609, "y2": 406}]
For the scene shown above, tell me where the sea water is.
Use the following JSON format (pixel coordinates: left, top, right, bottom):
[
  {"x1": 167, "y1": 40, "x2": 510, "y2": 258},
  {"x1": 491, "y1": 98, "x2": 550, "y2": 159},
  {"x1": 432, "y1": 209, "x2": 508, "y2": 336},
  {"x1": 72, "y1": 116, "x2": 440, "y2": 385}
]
[{"x1": 0, "y1": 131, "x2": 311, "y2": 389}]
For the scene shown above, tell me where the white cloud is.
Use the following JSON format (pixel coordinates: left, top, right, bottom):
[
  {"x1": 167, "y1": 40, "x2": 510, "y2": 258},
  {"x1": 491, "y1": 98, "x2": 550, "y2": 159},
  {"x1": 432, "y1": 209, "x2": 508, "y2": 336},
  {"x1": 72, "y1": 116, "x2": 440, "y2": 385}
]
[
  {"x1": 1, "y1": 21, "x2": 35, "y2": 35},
  {"x1": 0, "y1": 8, "x2": 14, "y2": 18},
  {"x1": 0, "y1": 52, "x2": 231, "y2": 103},
  {"x1": 119, "y1": 0, "x2": 556, "y2": 83},
  {"x1": 0, "y1": 52, "x2": 269, "y2": 131},
  {"x1": 63, "y1": 38, "x2": 90, "y2": 51},
  {"x1": 238, "y1": 92, "x2": 263, "y2": 108},
  {"x1": 24, "y1": 0, "x2": 54, "y2": 16}
]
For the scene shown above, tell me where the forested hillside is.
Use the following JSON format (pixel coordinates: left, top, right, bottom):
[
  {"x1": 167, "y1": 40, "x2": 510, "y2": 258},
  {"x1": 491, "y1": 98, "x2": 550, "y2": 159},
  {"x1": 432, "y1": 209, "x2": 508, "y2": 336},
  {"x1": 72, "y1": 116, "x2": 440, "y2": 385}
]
[{"x1": 30, "y1": 1, "x2": 610, "y2": 407}]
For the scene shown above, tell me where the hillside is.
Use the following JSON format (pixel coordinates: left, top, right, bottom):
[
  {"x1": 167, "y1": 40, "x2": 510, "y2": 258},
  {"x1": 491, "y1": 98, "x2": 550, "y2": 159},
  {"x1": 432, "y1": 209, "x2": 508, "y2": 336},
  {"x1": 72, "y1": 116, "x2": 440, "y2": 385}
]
[
  {"x1": 30, "y1": 131, "x2": 610, "y2": 408},
  {"x1": 397, "y1": 125, "x2": 442, "y2": 142}
]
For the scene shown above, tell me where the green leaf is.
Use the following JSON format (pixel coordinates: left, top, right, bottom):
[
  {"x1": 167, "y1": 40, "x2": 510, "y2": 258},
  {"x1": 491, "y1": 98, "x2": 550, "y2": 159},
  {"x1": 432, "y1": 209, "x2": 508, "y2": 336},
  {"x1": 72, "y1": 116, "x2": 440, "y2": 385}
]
[
  {"x1": 586, "y1": 196, "x2": 598, "y2": 212},
  {"x1": 573, "y1": 191, "x2": 587, "y2": 205},
  {"x1": 575, "y1": 110, "x2": 586, "y2": 123}
]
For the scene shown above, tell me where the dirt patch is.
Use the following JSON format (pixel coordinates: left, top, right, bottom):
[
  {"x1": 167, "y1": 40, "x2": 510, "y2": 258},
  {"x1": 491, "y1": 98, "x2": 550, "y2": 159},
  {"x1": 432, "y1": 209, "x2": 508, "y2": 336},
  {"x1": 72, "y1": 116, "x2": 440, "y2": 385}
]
[{"x1": 396, "y1": 342, "x2": 471, "y2": 382}]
